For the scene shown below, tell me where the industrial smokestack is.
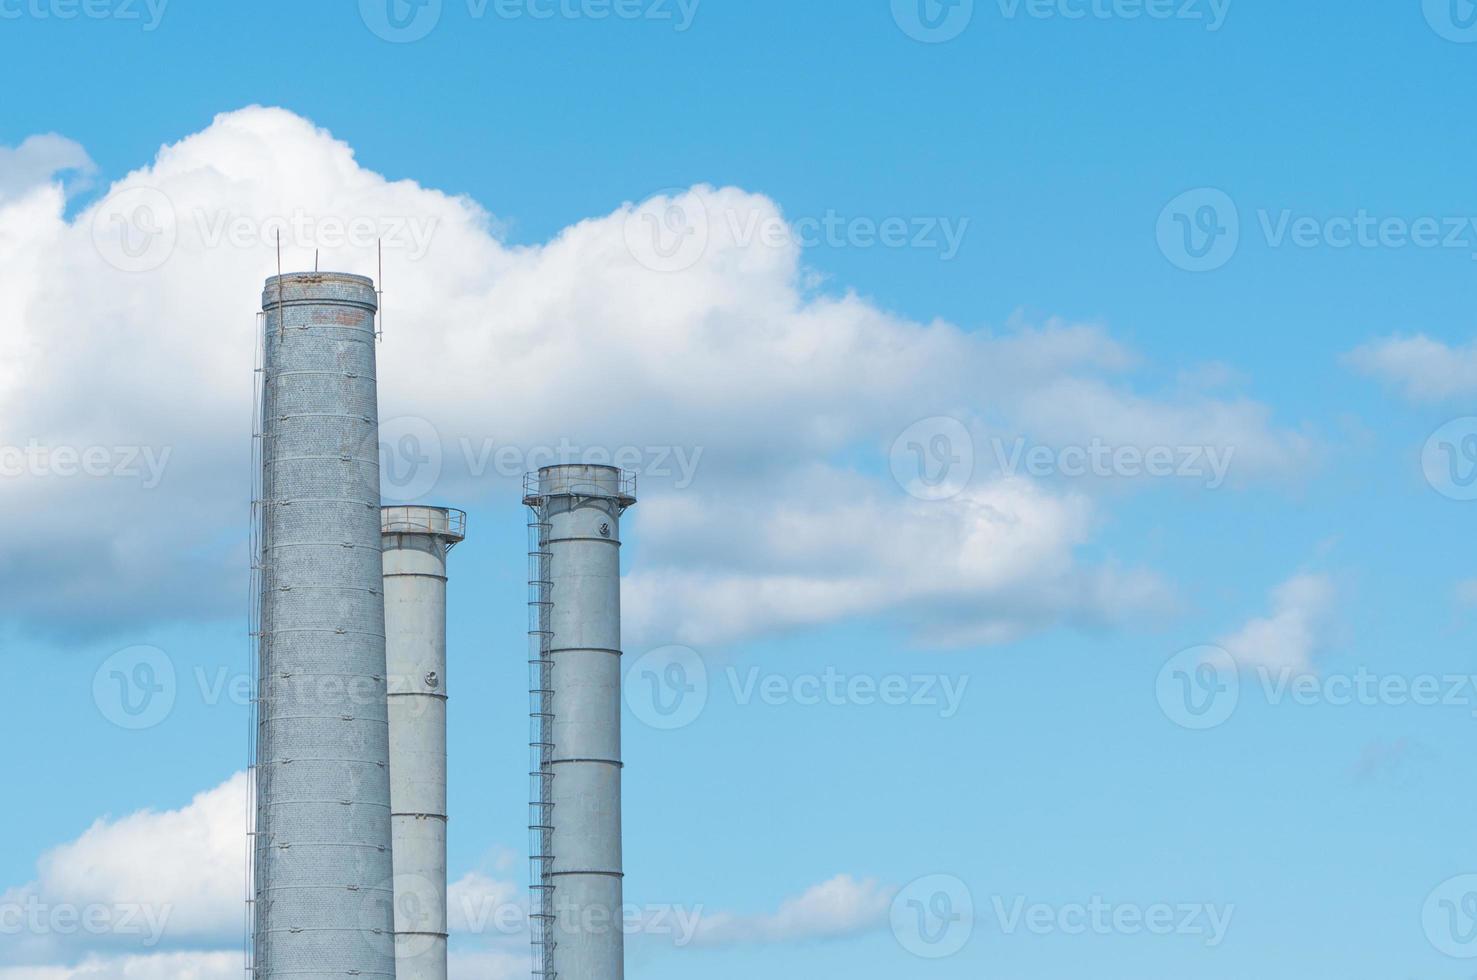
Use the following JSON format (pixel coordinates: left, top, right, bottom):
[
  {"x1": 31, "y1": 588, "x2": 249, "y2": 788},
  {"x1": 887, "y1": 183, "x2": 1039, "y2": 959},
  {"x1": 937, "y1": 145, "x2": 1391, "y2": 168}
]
[
  {"x1": 251, "y1": 272, "x2": 397, "y2": 979},
  {"x1": 524, "y1": 465, "x2": 637, "y2": 980},
  {"x1": 382, "y1": 506, "x2": 466, "y2": 980}
]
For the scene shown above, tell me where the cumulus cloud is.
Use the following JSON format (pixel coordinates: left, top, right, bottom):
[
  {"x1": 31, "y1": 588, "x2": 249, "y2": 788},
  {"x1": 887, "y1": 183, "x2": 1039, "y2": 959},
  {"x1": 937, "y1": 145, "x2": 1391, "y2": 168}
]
[
  {"x1": 13, "y1": 945, "x2": 525, "y2": 979},
  {"x1": 625, "y1": 466, "x2": 1174, "y2": 648},
  {"x1": 447, "y1": 950, "x2": 528, "y2": 980},
  {"x1": 448, "y1": 872, "x2": 524, "y2": 936},
  {"x1": 1218, "y1": 573, "x2": 1335, "y2": 675},
  {"x1": 0, "y1": 107, "x2": 1306, "y2": 644},
  {"x1": 1, "y1": 766, "x2": 891, "y2": 971},
  {"x1": 1011, "y1": 376, "x2": 1313, "y2": 485},
  {"x1": 0, "y1": 952, "x2": 241, "y2": 980},
  {"x1": 689, "y1": 874, "x2": 894, "y2": 946},
  {"x1": 0, "y1": 134, "x2": 94, "y2": 203},
  {"x1": 1346, "y1": 334, "x2": 1477, "y2": 402},
  {"x1": 1, "y1": 772, "x2": 246, "y2": 966},
  {"x1": 0, "y1": 772, "x2": 538, "y2": 974}
]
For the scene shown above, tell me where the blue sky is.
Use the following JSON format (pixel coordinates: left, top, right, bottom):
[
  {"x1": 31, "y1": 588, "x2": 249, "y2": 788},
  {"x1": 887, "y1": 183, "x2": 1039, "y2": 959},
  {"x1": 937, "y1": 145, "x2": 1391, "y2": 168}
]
[{"x1": 2, "y1": 1, "x2": 1477, "y2": 978}]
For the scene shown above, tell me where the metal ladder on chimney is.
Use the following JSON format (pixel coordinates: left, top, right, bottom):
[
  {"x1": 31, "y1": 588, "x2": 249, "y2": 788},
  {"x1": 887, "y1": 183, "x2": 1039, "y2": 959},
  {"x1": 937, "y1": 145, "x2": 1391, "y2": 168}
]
[{"x1": 527, "y1": 508, "x2": 557, "y2": 979}]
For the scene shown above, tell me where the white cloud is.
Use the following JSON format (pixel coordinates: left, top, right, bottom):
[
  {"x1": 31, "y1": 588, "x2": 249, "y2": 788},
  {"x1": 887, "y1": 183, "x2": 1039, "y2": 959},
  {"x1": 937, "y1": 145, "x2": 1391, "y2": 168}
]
[
  {"x1": 625, "y1": 467, "x2": 1173, "y2": 648},
  {"x1": 448, "y1": 950, "x2": 529, "y2": 980},
  {"x1": 1, "y1": 772, "x2": 246, "y2": 963},
  {"x1": 1455, "y1": 579, "x2": 1477, "y2": 608},
  {"x1": 0, "y1": 946, "x2": 526, "y2": 980},
  {"x1": 2, "y1": 768, "x2": 895, "y2": 972},
  {"x1": 1218, "y1": 573, "x2": 1335, "y2": 675},
  {"x1": 1346, "y1": 334, "x2": 1477, "y2": 402},
  {"x1": 689, "y1": 874, "x2": 894, "y2": 946},
  {"x1": 0, "y1": 952, "x2": 240, "y2": 980},
  {"x1": 1012, "y1": 376, "x2": 1312, "y2": 485},
  {"x1": 0, "y1": 108, "x2": 1306, "y2": 644},
  {"x1": 448, "y1": 872, "x2": 524, "y2": 937},
  {"x1": 0, "y1": 134, "x2": 94, "y2": 204},
  {"x1": 1, "y1": 772, "x2": 536, "y2": 973}
]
